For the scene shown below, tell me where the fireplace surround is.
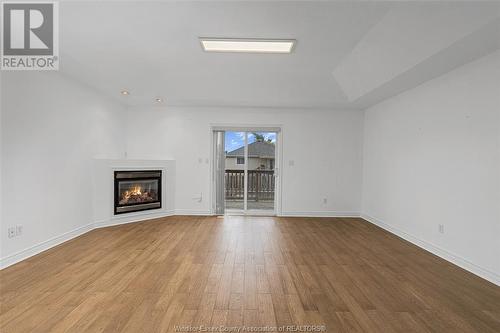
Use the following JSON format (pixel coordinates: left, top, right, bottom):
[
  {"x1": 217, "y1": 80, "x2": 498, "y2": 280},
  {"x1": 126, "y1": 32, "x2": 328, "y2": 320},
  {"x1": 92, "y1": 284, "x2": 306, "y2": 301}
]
[{"x1": 114, "y1": 170, "x2": 162, "y2": 214}]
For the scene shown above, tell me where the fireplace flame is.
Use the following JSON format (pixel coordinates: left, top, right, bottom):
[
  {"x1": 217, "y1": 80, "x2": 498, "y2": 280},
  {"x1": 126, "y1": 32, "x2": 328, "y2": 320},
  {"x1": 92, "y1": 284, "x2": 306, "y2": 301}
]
[
  {"x1": 119, "y1": 184, "x2": 156, "y2": 205},
  {"x1": 123, "y1": 185, "x2": 143, "y2": 200}
]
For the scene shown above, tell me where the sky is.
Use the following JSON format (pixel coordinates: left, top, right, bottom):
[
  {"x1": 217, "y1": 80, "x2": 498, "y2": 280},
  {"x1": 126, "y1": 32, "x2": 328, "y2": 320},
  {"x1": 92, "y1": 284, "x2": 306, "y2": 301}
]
[{"x1": 225, "y1": 131, "x2": 276, "y2": 152}]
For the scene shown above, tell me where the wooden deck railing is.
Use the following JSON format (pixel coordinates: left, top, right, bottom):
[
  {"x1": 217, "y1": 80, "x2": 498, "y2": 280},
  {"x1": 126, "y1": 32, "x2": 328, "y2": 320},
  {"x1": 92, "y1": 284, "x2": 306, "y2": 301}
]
[{"x1": 225, "y1": 170, "x2": 275, "y2": 201}]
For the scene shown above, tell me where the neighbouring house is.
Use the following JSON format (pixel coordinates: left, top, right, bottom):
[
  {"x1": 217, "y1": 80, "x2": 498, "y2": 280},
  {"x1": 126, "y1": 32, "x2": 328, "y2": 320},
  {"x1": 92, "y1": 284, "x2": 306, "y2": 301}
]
[{"x1": 225, "y1": 141, "x2": 275, "y2": 170}]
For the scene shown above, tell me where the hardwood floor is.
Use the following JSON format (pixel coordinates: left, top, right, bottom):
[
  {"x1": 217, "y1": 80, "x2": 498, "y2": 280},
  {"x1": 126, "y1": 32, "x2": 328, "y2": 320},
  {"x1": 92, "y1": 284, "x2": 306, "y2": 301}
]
[{"x1": 1, "y1": 216, "x2": 499, "y2": 332}]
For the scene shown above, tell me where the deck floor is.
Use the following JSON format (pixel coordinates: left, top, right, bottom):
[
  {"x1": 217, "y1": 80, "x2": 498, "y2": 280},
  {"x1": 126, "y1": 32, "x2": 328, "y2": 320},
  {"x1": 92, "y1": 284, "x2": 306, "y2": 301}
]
[{"x1": 225, "y1": 199, "x2": 274, "y2": 210}]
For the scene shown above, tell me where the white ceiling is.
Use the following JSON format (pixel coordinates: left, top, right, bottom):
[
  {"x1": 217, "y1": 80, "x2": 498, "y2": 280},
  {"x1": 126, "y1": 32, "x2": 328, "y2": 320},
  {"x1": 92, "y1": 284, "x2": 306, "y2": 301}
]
[{"x1": 59, "y1": 1, "x2": 500, "y2": 109}]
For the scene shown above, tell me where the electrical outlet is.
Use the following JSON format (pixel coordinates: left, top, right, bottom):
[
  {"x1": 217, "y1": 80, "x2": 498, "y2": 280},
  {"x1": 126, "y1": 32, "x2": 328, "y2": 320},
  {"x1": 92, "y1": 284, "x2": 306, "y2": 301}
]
[
  {"x1": 8, "y1": 227, "x2": 16, "y2": 238},
  {"x1": 438, "y1": 224, "x2": 444, "y2": 234},
  {"x1": 323, "y1": 197, "x2": 328, "y2": 204},
  {"x1": 16, "y1": 225, "x2": 23, "y2": 236}
]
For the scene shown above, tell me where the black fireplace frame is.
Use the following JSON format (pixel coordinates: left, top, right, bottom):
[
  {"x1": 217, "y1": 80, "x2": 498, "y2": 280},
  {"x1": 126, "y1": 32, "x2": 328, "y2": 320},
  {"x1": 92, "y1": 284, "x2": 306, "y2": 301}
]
[{"x1": 114, "y1": 170, "x2": 162, "y2": 215}]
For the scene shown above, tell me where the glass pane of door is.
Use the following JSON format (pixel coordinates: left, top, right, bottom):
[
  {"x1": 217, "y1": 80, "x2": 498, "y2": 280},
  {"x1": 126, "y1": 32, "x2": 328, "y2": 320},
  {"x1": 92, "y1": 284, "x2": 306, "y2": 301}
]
[
  {"x1": 246, "y1": 132, "x2": 276, "y2": 211},
  {"x1": 224, "y1": 131, "x2": 246, "y2": 211}
]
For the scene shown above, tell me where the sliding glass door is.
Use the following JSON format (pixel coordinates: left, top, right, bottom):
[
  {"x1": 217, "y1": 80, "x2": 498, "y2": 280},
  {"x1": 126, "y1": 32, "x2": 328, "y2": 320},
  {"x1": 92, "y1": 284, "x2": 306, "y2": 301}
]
[
  {"x1": 245, "y1": 132, "x2": 276, "y2": 211},
  {"x1": 214, "y1": 130, "x2": 277, "y2": 215},
  {"x1": 224, "y1": 131, "x2": 246, "y2": 211}
]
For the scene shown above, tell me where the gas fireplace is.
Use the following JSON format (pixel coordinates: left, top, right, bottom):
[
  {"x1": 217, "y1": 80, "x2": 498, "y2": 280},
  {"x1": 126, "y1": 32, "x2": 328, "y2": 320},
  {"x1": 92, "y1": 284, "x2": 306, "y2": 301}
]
[{"x1": 114, "y1": 170, "x2": 162, "y2": 214}]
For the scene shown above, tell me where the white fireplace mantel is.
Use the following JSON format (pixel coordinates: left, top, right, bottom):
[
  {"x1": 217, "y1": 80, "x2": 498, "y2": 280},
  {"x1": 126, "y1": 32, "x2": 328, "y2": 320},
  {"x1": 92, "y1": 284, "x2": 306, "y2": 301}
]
[{"x1": 92, "y1": 159, "x2": 176, "y2": 228}]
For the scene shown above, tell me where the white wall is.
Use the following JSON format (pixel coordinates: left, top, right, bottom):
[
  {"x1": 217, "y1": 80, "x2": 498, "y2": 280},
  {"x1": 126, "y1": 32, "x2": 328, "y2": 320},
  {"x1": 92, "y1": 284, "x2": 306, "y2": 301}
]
[
  {"x1": 0, "y1": 74, "x2": 3, "y2": 250},
  {"x1": 125, "y1": 107, "x2": 364, "y2": 216},
  {"x1": 362, "y1": 51, "x2": 500, "y2": 284},
  {"x1": 1, "y1": 71, "x2": 126, "y2": 264}
]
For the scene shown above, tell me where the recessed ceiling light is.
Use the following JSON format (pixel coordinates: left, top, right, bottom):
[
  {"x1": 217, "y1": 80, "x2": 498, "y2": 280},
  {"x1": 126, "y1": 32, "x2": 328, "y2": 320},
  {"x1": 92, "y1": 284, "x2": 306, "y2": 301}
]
[
  {"x1": 200, "y1": 38, "x2": 295, "y2": 54},
  {"x1": 155, "y1": 98, "x2": 163, "y2": 103},
  {"x1": 121, "y1": 90, "x2": 130, "y2": 96}
]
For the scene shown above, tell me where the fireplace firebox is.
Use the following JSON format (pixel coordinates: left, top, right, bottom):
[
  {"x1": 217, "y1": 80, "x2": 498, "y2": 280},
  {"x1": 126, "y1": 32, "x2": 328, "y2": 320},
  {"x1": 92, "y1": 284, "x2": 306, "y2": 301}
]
[{"x1": 114, "y1": 170, "x2": 162, "y2": 214}]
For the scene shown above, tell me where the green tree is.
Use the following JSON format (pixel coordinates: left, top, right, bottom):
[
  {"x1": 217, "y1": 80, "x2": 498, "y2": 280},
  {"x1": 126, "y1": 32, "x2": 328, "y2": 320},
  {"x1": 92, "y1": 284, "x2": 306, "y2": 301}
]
[{"x1": 252, "y1": 132, "x2": 265, "y2": 142}]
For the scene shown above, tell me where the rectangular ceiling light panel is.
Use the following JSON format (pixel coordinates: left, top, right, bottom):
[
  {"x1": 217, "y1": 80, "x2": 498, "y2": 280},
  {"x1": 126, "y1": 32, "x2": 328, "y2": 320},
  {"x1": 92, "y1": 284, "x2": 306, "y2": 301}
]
[{"x1": 200, "y1": 38, "x2": 295, "y2": 54}]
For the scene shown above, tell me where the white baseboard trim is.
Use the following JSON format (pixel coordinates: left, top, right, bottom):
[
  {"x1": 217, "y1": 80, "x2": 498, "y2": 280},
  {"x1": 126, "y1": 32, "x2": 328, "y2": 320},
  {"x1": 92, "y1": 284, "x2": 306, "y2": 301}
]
[
  {"x1": 280, "y1": 211, "x2": 360, "y2": 217},
  {"x1": 174, "y1": 209, "x2": 212, "y2": 216},
  {"x1": 94, "y1": 210, "x2": 175, "y2": 229},
  {"x1": 361, "y1": 213, "x2": 500, "y2": 287},
  {"x1": 0, "y1": 223, "x2": 94, "y2": 270}
]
